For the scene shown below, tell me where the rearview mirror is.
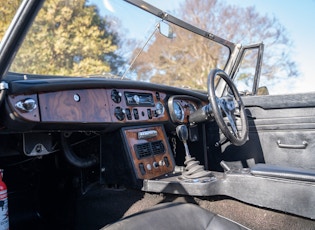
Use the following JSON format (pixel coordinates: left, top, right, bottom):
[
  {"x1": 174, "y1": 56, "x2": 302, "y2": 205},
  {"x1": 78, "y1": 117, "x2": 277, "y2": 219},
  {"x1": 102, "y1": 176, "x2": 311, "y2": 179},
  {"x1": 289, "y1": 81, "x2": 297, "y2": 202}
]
[{"x1": 257, "y1": 86, "x2": 269, "y2": 95}]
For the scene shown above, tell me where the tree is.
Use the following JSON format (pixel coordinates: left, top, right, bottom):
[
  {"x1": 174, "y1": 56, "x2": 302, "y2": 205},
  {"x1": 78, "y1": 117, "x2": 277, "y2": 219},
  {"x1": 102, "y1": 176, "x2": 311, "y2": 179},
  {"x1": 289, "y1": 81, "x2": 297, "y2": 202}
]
[
  {"x1": 0, "y1": 0, "x2": 23, "y2": 41},
  {"x1": 5, "y1": 0, "x2": 120, "y2": 76},
  {"x1": 131, "y1": 0, "x2": 297, "y2": 90}
]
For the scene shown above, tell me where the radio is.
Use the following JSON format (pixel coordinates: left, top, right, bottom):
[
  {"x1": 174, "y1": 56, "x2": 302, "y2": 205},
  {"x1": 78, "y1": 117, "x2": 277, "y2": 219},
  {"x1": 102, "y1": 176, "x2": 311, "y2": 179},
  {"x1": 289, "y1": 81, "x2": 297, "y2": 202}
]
[{"x1": 124, "y1": 92, "x2": 154, "y2": 106}]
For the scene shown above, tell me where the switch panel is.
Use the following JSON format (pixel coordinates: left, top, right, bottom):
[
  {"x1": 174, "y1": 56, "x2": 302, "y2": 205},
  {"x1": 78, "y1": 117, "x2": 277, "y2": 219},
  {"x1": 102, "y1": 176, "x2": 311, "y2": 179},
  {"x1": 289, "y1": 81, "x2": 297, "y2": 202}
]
[{"x1": 121, "y1": 125, "x2": 175, "y2": 179}]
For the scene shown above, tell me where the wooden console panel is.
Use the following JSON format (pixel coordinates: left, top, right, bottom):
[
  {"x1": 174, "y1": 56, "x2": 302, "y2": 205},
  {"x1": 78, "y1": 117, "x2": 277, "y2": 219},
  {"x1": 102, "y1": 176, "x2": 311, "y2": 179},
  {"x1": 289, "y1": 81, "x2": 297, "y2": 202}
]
[{"x1": 121, "y1": 125, "x2": 175, "y2": 179}]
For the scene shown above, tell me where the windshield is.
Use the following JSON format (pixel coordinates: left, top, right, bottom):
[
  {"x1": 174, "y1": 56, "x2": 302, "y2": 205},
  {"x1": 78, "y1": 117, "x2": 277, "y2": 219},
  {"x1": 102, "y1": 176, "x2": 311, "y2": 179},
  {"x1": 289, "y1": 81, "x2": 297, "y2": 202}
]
[{"x1": 7, "y1": 0, "x2": 229, "y2": 91}]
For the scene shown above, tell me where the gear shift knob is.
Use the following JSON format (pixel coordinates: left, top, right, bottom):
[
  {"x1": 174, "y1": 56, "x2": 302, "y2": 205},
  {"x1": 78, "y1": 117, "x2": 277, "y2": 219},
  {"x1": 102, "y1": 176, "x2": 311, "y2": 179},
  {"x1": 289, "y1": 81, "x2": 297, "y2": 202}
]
[
  {"x1": 176, "y1": 125, "x2": 190, "y2": 157},
  {"x1": 176, "y1": 125, "x2": 188, "y2": 143}
]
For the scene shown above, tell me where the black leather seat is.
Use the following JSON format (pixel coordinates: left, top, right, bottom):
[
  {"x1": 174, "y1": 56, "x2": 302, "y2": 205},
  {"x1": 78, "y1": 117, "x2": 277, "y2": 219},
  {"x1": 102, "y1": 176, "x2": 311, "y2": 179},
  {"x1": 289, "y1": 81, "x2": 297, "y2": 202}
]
[{"x1": 102, "y1": 202, "x2": 249, "y2": 230}]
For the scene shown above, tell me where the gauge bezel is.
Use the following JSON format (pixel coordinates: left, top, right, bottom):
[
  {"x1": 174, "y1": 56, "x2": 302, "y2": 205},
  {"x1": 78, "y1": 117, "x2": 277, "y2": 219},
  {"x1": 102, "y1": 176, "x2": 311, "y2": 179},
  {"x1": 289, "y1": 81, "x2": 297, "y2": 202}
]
[{"x1": 168, "y1": 95, "x2": 203, "y2": 124}]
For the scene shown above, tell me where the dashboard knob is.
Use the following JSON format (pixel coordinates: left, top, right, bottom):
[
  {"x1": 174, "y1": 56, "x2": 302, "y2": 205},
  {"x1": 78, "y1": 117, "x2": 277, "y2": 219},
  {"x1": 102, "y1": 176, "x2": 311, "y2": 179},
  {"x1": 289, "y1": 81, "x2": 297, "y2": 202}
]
[
  {"x1": 146, "y1": 164, "x2": 152, "y2": 170},
  {"x1": 114, "y1": 107, "x2": 125, "y2": 121},
  {"x1": 133, "y1": 95, "x2": 140, "y2": 104},
  {"x1": 15, "y1": 98, "x2": 37, "y2": 112},
  {"x1": 111, "y1": 89, "x2": 122, "y2": 103},
  {"x1": 153, "y1": 162, "x2": 159, "y2": 168}
]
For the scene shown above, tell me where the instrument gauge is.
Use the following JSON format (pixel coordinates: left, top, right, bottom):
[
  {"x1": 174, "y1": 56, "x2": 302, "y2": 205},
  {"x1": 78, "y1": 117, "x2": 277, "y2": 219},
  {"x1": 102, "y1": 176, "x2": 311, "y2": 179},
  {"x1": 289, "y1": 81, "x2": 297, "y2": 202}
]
[
  {"x1": 187, "y1": 103, "x2": 197, "y2": 113},
  {"x1": 155, "y1": 102, "x2": 165, "y2": 116},
  {"x1": 174, "y1": 101, "x2": 184, "y2": 121}
]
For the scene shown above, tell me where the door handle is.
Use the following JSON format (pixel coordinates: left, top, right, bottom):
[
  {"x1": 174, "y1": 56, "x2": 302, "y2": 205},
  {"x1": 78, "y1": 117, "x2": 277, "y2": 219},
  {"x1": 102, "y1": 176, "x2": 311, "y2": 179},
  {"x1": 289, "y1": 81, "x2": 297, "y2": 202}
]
[{"x1": 277, "y1": 140, "x2": 308, "y2": 149}]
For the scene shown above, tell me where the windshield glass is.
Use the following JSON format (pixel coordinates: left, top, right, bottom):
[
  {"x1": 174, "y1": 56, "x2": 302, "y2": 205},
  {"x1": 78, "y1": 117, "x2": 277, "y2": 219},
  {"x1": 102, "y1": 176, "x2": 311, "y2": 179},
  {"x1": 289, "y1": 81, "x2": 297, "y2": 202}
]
[{"x1": 7, "y1": 0, "x2": 229, "y2": 91}]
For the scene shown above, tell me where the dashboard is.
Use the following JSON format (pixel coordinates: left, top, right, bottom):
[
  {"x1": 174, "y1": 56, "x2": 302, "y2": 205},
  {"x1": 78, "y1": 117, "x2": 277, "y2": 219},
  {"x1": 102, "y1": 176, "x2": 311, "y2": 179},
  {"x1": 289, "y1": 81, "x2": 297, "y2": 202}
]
[
  {"x1": 4, "y1": 80, "x2": 207, "y2": 179},
  {"x1": 7, "y1": 88, "x2": 205, "y2": 128},
  {"x1": 4, "y1": 73, "x2": 209, "y2": 133},
  {"x1": 7, "y1": 88, "x2": 169, "y2": 125}
]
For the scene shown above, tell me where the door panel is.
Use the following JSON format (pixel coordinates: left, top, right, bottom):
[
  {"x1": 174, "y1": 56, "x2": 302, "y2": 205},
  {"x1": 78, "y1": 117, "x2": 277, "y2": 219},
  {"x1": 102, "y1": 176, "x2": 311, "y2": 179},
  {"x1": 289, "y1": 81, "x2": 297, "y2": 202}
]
[{"x1": 220, "y1": 93, "x2": 315, "y2": 170}]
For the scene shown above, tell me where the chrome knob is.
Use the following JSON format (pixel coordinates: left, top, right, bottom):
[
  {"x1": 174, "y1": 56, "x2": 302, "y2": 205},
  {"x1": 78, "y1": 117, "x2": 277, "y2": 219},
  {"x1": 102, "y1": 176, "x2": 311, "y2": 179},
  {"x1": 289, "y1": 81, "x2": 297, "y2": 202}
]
[
  {"x1": 133, "y1": 95, "x2": 140, "y2": 104},
  {"x1": 15, "y1": 98, "x2": 37, "y2": 112}
]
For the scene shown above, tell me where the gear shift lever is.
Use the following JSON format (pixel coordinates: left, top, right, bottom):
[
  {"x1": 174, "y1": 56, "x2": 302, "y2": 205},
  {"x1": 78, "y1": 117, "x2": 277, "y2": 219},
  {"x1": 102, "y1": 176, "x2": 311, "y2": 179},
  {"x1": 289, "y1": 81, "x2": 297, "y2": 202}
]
[
  {"x1": 176, "y1": 125, "x2": 191, "y2": 157},
  {"x1": 176, "y1": 125, "x2": 212, "y2": 180}
]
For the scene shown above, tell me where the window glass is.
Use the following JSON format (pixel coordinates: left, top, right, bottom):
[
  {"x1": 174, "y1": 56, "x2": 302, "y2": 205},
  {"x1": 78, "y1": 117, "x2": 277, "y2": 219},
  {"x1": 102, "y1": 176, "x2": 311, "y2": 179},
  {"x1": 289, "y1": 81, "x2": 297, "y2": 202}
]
[{"x1": 234, "y1": 48, "x2": 258, "y2": 95}]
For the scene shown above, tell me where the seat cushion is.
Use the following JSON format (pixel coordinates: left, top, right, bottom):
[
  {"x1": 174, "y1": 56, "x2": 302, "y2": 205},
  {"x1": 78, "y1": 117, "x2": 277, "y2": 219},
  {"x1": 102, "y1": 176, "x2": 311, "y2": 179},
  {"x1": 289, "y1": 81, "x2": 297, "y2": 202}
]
[{"x1": 102, "y1": 202, "x2": 249, "y2": 230}]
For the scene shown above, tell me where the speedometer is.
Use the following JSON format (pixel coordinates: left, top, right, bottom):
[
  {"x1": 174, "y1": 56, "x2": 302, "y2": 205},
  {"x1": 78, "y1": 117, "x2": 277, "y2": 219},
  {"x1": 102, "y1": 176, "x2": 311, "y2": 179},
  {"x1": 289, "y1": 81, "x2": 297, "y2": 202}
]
[{"x1": 174, "y1": 101, "x2": 184, "y2": 121}]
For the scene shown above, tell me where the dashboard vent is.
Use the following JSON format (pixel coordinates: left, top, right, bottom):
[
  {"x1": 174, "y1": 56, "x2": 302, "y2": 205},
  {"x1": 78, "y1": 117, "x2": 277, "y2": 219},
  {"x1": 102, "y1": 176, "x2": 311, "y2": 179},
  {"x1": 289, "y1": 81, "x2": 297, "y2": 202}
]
[
  {"x1": 135, "y1": 143, "x2": 151, "y2": 158},
  {"x1": 135, "y1": 141, "x2": 165, "y2": 159},
  {"x1": 151, "y1": 141, "x2": 165, "y2": 155}
]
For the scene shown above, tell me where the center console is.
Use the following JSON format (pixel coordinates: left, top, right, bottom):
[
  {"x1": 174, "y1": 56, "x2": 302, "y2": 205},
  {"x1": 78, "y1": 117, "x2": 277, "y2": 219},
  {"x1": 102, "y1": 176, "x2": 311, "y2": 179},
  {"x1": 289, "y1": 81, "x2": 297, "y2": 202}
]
[{"x1": 121, "y1": 125, "x2": 175, "y2": 180}]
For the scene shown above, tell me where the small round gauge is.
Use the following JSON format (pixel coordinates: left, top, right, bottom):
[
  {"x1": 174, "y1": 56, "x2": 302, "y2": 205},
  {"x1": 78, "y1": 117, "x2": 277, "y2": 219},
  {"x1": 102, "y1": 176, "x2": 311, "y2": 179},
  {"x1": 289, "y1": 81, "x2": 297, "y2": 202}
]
[
  {"x1": 174, "y1": 101, "x2": 184, "y2": 121},
  {"x1": 155, "y1": 102, "x2": 165, "y2": 116},
  {"x1": 187, "y1": 103, "x2": 197, "y2": 113}
]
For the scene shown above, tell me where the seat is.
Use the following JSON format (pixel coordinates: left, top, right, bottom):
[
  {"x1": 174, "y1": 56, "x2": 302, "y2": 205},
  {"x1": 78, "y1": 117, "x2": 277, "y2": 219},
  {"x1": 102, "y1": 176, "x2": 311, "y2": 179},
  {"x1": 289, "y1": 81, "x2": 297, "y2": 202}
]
[{"x1": 102, "y1": 202, "x2": 249, "y2": 230}]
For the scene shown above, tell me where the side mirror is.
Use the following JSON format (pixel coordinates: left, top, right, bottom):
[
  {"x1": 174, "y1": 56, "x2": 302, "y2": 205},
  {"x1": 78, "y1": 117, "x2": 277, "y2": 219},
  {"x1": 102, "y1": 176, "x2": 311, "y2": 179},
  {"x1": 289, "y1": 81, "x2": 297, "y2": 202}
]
[
  {"x1": 257, "y1": 86, "x2": 269, "y2": 95},
  {"x1": 159, "y1": 22, "x2": 174, "y2": 39}
]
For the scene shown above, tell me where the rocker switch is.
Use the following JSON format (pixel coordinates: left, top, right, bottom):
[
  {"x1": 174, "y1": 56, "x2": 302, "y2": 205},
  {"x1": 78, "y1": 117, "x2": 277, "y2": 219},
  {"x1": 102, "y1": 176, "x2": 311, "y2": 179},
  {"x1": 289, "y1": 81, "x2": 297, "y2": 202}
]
[
  {"x1": 139, "y1": 163, "x2": 146, "y2": 175},
  {"x1": 133, "y1": 108, "x2": 139, "y2": 120},
  {"x1": 164, "y1": 156, "x2": 170, "y2": 167}
]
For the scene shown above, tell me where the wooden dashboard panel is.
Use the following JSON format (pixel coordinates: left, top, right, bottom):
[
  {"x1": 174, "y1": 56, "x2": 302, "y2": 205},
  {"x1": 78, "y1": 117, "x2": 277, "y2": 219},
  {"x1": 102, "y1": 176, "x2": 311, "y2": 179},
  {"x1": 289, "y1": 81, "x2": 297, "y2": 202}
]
[
  {"x1": 39, "y1": 89, "x2": 111, "y2": 122},
  {"x1": 37, "y1": 88, "x2": 169, "y2": 123},
  {"x1": 122, "y1": 125, "x2": 175, "y2": 179},
  {"x1": 107, "y1": 89, "x2": 169, "y2": 123}
]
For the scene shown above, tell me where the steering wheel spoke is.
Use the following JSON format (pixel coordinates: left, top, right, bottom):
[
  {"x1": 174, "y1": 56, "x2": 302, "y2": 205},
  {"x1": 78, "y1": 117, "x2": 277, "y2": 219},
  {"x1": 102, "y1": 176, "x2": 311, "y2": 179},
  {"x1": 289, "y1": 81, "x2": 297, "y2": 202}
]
[{"x1": 226, "y1": 113, "x2": 238, "y2": 135}]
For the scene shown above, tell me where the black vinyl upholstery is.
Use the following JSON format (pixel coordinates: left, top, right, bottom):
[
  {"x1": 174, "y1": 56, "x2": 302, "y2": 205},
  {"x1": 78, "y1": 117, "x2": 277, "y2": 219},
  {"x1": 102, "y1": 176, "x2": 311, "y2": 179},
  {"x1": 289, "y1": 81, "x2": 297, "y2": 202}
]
[{"x1": 102, "y1": 202, "x2": 249, "y2": 230}]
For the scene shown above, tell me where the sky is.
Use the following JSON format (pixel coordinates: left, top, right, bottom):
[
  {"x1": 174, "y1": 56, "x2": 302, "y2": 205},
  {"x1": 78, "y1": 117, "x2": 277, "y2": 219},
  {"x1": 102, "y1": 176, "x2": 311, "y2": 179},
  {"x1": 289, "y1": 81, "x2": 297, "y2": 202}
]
[
  {"x1": 228, "y1": 0, "x2": 315, "y2": 94},
  {"x1": 100, "y1": 0, "x2": 315, "y2": 94}
]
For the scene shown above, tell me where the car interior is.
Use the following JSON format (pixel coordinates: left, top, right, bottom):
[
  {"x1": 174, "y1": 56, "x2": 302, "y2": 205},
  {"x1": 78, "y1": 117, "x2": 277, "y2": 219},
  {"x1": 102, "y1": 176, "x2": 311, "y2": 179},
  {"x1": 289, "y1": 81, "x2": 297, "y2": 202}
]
[{"x1": 0, "y1": 0, "x2": 314, "y2": 229}]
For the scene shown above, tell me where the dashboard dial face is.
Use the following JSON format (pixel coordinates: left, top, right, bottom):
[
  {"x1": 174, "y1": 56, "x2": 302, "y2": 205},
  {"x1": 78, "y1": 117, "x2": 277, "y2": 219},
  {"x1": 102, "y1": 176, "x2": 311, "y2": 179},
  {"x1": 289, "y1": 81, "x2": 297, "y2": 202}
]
[
  {"x1": 174, "y1": 101, "x2": 184, "y2": 121},
  {"x1": 187, "y1": 103, "x2": 197, "y2": 113},
  {"x1": 155, "y1": 102, "x2": 165, "y2": 115}
]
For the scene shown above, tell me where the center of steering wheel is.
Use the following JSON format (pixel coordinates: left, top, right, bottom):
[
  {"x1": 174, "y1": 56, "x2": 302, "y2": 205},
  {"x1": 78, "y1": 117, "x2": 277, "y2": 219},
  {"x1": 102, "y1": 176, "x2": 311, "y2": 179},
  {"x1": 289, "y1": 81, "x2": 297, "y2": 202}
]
[{"x1": 218, "y1": 97, "x2": 235, "y2": 112}]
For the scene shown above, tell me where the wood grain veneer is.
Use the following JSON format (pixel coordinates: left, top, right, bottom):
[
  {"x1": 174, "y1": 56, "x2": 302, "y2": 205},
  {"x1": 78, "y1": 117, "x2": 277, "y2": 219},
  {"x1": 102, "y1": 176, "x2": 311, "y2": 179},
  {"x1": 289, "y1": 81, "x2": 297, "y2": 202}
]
[
  {"x1": 39, "y1": 89, "x2": 111, "y2": 122},
  {"x1": 39, "y1": 88, "x2": 169, "y2": 123},
  {"x1": 122, "y1": 125, "x2": 175, "y2": 179}
]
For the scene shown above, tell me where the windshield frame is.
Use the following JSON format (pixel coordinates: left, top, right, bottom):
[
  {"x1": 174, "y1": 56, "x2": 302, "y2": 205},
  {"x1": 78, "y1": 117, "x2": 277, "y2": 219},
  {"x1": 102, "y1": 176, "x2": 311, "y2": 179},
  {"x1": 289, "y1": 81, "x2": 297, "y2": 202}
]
[
  {"x1": 0, "y1": 0, "x2": 45, "y2": 81},
  {"x1": 127, "y1": 0, "x2": 236, "y2": 56}
]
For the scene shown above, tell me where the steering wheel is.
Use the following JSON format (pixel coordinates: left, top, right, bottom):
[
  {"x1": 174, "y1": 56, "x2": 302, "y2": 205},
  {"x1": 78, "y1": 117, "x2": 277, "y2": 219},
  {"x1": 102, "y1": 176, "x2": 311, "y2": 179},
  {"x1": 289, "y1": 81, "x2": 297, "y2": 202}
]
[{"x1": 208, "y1": 69, "x2": 248, "y2": 146}]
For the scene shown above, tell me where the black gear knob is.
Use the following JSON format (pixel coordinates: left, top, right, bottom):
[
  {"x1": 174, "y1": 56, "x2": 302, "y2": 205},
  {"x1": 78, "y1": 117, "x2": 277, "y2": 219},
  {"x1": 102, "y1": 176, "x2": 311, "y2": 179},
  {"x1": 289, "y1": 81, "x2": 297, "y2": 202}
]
[{"x1": 176, "y1": 125, "x2": 188, "y2": 143}]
